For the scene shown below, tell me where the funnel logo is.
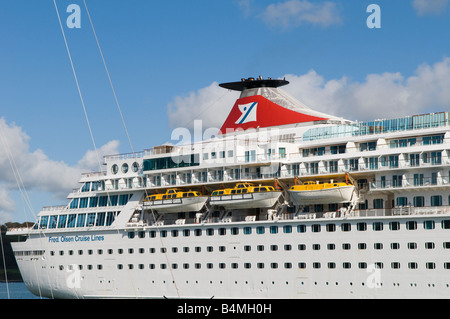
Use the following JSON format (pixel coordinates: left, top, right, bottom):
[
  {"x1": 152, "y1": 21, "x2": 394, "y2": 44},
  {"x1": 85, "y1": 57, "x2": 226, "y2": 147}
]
[{"x1": 235, "y1": 102, "x2": 257, "y2": 124}]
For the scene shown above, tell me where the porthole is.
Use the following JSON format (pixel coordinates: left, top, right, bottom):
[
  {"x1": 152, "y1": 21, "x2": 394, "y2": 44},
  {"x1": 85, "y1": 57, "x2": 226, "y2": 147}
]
[
  {"x1": 132, "y1": 162, "x2": 139, "y2": 172},
  {"x1": 122, "y1": 163, "x2": 129, "y2": 173},
  {"x1": 111, "y1": 164, "x2": 118, "y2": 175}
]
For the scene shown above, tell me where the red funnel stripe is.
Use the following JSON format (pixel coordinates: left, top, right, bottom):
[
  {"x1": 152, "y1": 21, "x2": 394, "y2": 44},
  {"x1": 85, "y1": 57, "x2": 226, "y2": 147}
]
[{"x1": 219, "y1": 95, "x2": 327, "y2": 134}]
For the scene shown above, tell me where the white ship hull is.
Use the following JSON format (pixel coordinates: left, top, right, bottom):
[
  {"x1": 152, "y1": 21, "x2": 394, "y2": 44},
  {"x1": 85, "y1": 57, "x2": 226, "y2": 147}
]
[
  {"x1": 209, "y1": 191, "x2": 282, "y2": 209},
  {"x1": 7, "y1": 76, "x2": 450, "y2": 300},
  {"x1": 143, "y1": 196, "x2": 208, "y2": 213},
  {"x1": 289, "y1": 186, "x2": 355, "y2": 205},
  {"x1": 11, "y1": 212, "x2": 450, "y2": 299}
]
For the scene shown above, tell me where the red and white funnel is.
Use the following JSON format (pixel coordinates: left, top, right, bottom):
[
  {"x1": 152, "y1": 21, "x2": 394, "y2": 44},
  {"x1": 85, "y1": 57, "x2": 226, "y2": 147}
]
[{"x1": 218, "y1": 76, "x2": 342, "y2": 134}]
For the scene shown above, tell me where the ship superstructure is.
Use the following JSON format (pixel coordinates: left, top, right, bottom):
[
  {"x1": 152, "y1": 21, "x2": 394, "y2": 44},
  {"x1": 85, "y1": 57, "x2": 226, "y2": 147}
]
[{"x1": 7, "y1": 77, "x2": 450, "y2": 299}]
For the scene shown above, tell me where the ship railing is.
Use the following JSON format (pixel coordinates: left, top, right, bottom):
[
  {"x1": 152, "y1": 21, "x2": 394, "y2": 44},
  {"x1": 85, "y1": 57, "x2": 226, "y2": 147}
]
[
  {"x1": 138, "y1": 205, "x2": 450, "y2": 228},
  {"x1": 6, "y1": 227, "x2": 34, "y2": 233},
  {"x1": 371, "y1": 175, "x2": 450, "y2": 190},
  {"x1": 81, "y1": 171, "x2": 106, "y2": 179},
  {"x1": 104, "y1": 150, "x2": 152, "y2": 162},
  {"x1": 307, "y1": 207, "x2": 450, "y2": 219},
  {"x1": 303, "y1": 112, "x2": 450, "y2": 142},
  {"x1": 210, "y1": 193, "x2": 254, "y2": 203},
  {"x1": 42, "y1": 206, "x2": 67, "y2": 212},
  {"x1": 143, "y1": 198, "x2": 183, "y2": 208}
]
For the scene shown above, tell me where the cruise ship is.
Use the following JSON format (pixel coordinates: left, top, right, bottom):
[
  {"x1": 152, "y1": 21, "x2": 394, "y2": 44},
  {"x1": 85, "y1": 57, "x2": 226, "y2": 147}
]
[{"x1": 7, "y1": 76, "x2": 450, "y2": 299}]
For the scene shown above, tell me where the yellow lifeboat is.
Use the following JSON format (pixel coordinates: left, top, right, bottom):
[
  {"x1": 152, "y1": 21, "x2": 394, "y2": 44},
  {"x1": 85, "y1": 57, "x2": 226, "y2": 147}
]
[
  {"x1": 289, "y1": 181, "x2": 355, "y2": 205},
  {"x1": 210, "y1": 183, "x2": 282, "y2": 209},
  {"x1": 143, "y1": 189, "x2": 208, "y2": 213}
]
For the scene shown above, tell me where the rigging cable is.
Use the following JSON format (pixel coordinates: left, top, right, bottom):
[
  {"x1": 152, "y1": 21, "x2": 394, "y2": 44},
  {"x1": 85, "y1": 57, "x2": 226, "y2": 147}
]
[
  {"x1": 53, "y1": 0, "x2": 104, "y2": 173},
  {"x1": 81, "y1": 1, "x2": 181, "y2": 298},
  {"x1": 83, "y1": 0, "x2": 134, "y2": 155},
  {"x1": 53, "y1": 0, "x2": 105, "y2": 299},
  {"x1": 0, "y1": 227, "x2": 10, "y2": 299},
  {"x1": 0, "y1": 121, "x2": 48, "y2": 299}
]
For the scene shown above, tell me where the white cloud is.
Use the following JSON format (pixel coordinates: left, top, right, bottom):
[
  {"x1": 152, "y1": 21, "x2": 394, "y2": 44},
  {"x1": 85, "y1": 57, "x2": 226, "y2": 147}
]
[
  {"x1": 77, "y1": 140, "x2": 121, "y2": 171},
  {"x1": 237, "y1": 0, "x2": 254, "y2": 17},
  {"x1": 0, "y1": 118, "x2": 120, "y2": 223},
  {"x1": 258, "y1": 0, "x2": 342, "y2": 30},
  {"x1": 167, "y1": 57, "x2": 450, "y2": 131},
  {"x1": 0, "y1": 187, "x2": 15, "y2": 212},
  {"x1": 412, "y1": 0, "x2": 450, "y2": 16},
  {"x1": 284, "y1": 57, "x2": 450, "y2": 121},
  {"x1": 167, "y1": 82, "x2": 239, "y2": 133}
]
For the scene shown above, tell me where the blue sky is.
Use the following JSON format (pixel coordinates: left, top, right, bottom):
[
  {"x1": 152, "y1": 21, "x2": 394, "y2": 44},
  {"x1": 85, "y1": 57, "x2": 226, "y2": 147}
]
[{"x1": 1, "y1": 0, "x2": 450, "y2": 222}]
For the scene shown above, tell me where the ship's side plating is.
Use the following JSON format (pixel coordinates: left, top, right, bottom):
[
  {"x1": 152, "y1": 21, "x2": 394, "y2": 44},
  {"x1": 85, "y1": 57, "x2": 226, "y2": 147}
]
[{"x1": 8, "y1": 77, "x2": 450, "y2": 299}]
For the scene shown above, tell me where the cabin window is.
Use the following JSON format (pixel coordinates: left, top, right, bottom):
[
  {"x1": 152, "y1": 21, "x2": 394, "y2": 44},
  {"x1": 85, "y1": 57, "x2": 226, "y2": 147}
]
[
  {"x1": 99, "y1": 196, "x2": 108, "y2": 207},
  {"x1": 442, "y1": 220, "x2": 450, "y2": 229},
  {"x1": 297, "y1": 225, "x2": 306, "y2": 233},
  {"x1": 79, "y1": 198, "x2": 88, "y2": 209},
  {"x1": 119, "y1": 194, "x2": 129, "y2": 205},
  {"x1": 389, "y1": 221, "x2": 400, "y2": 231},
  {"x1": 76, "y1": 214, "x2": 86, "y2": 228},
  {"x1": 423, "y1": 220, "x2": 435, "y2": 230},
  {"x1": 143, "y1": 154, "x2": 200, "y2": 171},
  {"x1": 396, "y1": 197, "x2": 408, "y2": 207},
  {"x1": 357, "y1": 222, "x2": 367, "y2": 231},
  {"x1": 311, "y1": 224, "x2": 321, "y2": 233},
  {"x1": 49, "y1": 216, "x2": 58, "y2": 229},
  {"x1": 87, "y1": 213, "x2": 96, "y2": 226},
  {"x1": 96, "y1": 212, "x2": 106, "y2": 226},
  {"x1": 67, "y1": 214, "x2": 77, "y2": 228},
  {"x1": 39, "y1": 216, "x2": 49, "y2": 229},
  {"x1": 406, "y1": 221, "x2": 417, "y2": 230},
  {"x1": 105, "y1": 212, "x2": 116, "y2": 226},
  {"x1": 89, "y1": 197, "x2": 98, "y2": 208},
  {"x1": 58, "y1": 215, "x2": 67, "y2": 228},
  {"x1": 70, "y1": 199, "x2": 79, "y2": 209},
  {"x1": 373, "y1": 222, "x2": 383, "y2": 231},
  {"x1": 283, "y1": 225, "x2": 292, "y2": 233},
  {"x1": 373, "y1": 199, "x2": 383, "y2": 209},
  {"x1": 341, "y1": 223, "x2": 351, "y2": 232},
  {"x1": 326, "y1": 224, "x2": 336, "y2": 232},
  {"x1": 81, "y1": 182, "x2": 91, "y2": 192},
  {"x1": 431, "y1": 195, "x2": 442, "y2": 207}
]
